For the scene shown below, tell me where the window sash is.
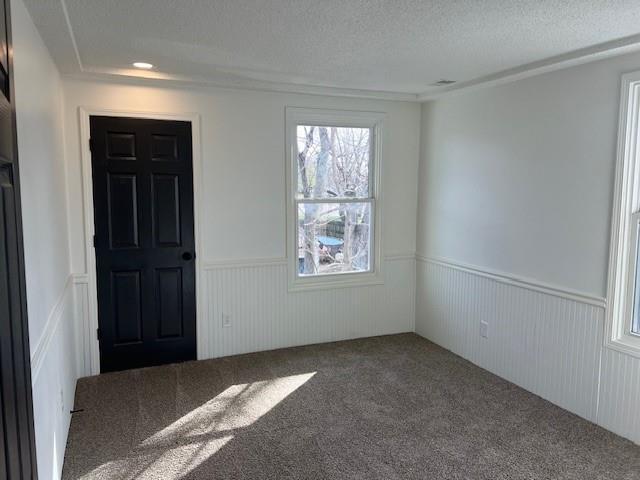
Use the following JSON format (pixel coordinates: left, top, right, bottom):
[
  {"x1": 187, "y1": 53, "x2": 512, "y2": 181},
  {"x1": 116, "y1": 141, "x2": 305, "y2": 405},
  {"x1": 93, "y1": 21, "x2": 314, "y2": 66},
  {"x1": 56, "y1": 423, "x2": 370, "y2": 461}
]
[
  {"x1": 294, "y1": 197, "x2": 374, "y2": 204},
  {"x1": 295, "y1": 125, "x2": 375, "y2": 201},
  {"x1": 628, "y1": 211, "x2": 640, "y2": 336},
  {"x1": 293, "y1": 122, "x2": 376, "y2": 279},
  {"x1": 295, "y1": 198, "x2": 375, "y2": 278}
]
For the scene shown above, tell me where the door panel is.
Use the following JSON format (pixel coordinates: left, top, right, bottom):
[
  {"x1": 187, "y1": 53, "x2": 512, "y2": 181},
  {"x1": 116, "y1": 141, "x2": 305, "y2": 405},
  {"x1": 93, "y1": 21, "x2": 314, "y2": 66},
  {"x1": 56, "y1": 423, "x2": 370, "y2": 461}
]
[
  {"x1": 0, "y1": 172, "x2": 22, "y2": 479},
  {"x1": 91, "y1": 116, "x2": 196, "y2": 373},
  {"x1": 112, "y1": 270, "x2": 143, "y2": 344},
  {"x1": 151, "y1": 134, "x2": 179, "y2": 161},
  {"x1": 106, "y1": 132, "x2": 136, "y2": 160},
  {"x1": 108, "y1": 173, "x2": 139, "y2": 248},
  {"x1": 152, "y1": 174, "x2": 181, "y2": 246},
  {"x1": 156, "y1": 267, "x2": 183, "y2": 339}
]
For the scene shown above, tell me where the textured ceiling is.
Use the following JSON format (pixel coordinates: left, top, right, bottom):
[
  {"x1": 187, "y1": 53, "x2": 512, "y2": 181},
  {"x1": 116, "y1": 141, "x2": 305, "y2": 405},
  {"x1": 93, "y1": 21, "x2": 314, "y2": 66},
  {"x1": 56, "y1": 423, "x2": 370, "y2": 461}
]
[{"x1": 24, "y1": 0, "x2": 640, "y2": 99}]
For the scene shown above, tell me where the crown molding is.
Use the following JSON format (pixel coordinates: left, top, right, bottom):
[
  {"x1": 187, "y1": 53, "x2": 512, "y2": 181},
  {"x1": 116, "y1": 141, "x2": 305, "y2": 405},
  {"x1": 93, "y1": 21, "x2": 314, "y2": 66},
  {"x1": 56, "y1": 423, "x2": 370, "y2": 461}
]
[
  {"x1": 418, "y1": 33, "x2": 640, "y2": 101},
  {"x1": 63, "y1": 30, "x2": 640, "y2": 105},
  {"x1": 60, "y1": 0, "x2": 83, "y2": 70},
  {"x1": 61, "y1": 69, "x2": 421, "y2": 102}
]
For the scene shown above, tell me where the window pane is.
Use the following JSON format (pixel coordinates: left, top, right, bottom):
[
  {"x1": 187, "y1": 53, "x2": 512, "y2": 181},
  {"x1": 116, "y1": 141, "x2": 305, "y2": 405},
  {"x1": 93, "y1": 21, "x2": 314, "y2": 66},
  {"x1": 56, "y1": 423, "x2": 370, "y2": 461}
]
[
  {"x1": 297, "y1": 202, "x2": 371, "y2": 276},
  {"x1": 296, "y1": 125, "x2": 370, "y2": 199}
]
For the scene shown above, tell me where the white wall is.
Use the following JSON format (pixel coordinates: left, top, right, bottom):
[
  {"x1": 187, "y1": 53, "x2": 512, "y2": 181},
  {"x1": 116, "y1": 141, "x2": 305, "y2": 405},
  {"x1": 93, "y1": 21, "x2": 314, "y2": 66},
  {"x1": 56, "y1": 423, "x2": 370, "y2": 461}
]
[
  {"x1": 62, "y1": 78, "x2": 420, "y2": 371},
  {"x1": 11, "y1": 0, "x2": 77, "y2": 478},
  {"x1": 416, "y1": 51, "x2": 640, "y2": 445},
  {"x1": 416, "y1": 56, "x2": 640, "y2": 297}
]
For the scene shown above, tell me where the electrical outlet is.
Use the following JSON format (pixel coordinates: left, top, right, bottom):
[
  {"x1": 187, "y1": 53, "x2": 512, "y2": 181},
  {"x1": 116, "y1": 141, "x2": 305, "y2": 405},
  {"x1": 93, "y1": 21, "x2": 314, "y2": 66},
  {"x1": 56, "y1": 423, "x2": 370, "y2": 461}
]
[
  {"x1": 480, "y1": 321, "x2": 489, "y2": 338},
  {"x1": 222, "y1": 313, "x2": 232, "y2": 328}
]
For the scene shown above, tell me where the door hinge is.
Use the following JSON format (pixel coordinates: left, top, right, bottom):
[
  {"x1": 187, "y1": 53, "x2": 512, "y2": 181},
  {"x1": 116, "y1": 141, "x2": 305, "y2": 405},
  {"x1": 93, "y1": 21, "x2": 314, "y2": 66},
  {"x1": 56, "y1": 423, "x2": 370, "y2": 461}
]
[
  {"x1": 89, "y1": 138, "x2": 94, "y2": 152},
  {"x1": 92, "y1": 234, "x2": 96, "y2": 247},
  {"x1": 96, "y1": 328, "x2": 101, "y2": 340}
]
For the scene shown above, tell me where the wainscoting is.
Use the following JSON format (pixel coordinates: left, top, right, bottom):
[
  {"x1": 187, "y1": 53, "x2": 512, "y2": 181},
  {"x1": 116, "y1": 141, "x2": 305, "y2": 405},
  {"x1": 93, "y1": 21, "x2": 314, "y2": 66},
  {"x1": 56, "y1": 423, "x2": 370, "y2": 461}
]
[
  {"x1": 69, "y1": 252, "x2": 639, "y2": 445},
  {"x1": 30, "y1": 275, "x2": 79, "y2": 480},
  {"x1": 598, "y1": 347, "x2": 640, "y2": 443},
  {"x1": 201, "y1": 255, "x2": 416, "y2": 358},
  {"x1": 416, "y1": 256, "x2": 640, "y2": 445},
  {"x1": 72, "y1": 274, "x2": 91, "y2": 378}
]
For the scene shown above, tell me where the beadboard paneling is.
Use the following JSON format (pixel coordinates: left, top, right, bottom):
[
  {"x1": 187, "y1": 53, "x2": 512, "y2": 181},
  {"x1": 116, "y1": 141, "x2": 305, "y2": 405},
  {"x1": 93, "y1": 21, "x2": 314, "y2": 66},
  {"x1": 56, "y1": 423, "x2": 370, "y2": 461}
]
[
  {"x1": 598, "y1": 348, "x2": 640, "y2": 444},
  {"x1": 31, "y1": 276, "x2": 78, "y2": 480},
  {"x1": 417, "y1": 256, "x2": 640, "y2": 445},
  {"x1": 72, "y1": 276, "x2": 92, "y2": 378},
  {"x1": 416, "y1": 258, "x2": 604, "y2": 424},
  {"x1": 204, "y1": 256, "x2": 415, "y2": 358}
]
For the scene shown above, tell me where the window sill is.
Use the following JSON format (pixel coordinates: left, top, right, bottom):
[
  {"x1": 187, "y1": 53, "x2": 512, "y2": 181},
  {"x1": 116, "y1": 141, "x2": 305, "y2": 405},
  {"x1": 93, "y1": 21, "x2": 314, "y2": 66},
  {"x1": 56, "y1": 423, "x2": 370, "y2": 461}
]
[
  {"x1": 288, "y1": 270, "x2": 383, "y2": 293},
  {"x1": 604, "y1": 334, "x2": 640, "y2": 359}
]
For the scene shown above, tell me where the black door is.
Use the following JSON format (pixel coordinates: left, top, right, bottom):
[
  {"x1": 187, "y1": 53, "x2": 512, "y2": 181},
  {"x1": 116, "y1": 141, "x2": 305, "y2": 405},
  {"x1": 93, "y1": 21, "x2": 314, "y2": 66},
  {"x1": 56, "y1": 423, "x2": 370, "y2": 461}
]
[
  {"x1": 0, "y1": 0, "x2": 38, "y2": 478},
  {"x1": 90, "y1": 116, "x2": 197, "y2": 373}
]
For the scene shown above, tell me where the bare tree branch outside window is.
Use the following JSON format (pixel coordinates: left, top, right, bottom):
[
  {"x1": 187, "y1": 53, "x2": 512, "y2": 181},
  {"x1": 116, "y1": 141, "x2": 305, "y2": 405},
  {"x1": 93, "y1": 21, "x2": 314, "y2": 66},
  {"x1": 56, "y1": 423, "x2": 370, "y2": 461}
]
[{"x1": 296, "y1": 125, "x2": 372, "y2": 276}]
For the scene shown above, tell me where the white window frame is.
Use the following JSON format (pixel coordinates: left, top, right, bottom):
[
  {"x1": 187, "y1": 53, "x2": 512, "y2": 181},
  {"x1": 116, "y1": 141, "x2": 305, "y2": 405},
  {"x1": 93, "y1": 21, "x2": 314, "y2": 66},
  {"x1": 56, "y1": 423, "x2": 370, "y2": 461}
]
[
  {"x1": 606, "y1": 71, "x2": 640, "y2": 358},
  {"x1": 285, "y1": 107, "x2": 384, "y2": 292}
]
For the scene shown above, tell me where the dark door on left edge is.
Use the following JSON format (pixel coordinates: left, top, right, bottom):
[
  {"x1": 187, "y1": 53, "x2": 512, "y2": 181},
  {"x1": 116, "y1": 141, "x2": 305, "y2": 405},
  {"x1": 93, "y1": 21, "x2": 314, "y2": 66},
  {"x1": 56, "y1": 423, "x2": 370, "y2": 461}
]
[
  {"x1": 90, "y1": 116, "x2": 196, "y2": 373},
  {"x1": 0, "y1": 0, "x2": 38, "y2": 478}
]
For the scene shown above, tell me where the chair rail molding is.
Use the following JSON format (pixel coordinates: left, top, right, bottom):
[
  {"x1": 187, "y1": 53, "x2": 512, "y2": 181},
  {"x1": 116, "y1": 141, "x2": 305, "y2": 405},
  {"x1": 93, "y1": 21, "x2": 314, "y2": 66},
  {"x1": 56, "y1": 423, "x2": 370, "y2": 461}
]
[
  {"x1": 31, "y1": 274, "x2": 74, "y2": 382},
  {"x1": 416, "y1": 255, "x2": 606, "y2": 308}
]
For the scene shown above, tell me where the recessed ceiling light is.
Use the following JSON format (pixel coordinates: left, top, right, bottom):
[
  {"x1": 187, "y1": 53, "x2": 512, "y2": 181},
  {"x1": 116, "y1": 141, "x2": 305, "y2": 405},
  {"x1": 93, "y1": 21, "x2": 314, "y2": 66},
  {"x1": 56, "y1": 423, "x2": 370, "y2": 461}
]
[{"x1": 132, "y1": 62, "x2": 153, "y2": 70}]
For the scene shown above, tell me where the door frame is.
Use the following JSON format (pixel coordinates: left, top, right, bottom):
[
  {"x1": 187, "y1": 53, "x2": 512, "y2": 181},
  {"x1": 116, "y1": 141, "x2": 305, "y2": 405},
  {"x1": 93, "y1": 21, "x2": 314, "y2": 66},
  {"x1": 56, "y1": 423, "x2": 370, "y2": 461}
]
[{"x1": 78, "y1": 107, "x2": 205, "y2": 375}]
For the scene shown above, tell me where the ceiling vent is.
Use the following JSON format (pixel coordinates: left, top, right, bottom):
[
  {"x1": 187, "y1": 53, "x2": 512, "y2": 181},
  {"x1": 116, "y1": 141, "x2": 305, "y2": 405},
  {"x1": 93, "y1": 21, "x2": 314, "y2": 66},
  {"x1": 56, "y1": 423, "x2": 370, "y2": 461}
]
[{"x1": 430, "y1": 79, "x2": 456, "y2": 86}]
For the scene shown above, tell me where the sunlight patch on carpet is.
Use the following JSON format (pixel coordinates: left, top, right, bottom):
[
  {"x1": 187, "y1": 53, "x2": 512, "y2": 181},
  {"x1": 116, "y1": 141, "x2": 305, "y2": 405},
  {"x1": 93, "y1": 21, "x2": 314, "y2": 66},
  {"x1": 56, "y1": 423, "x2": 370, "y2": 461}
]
[
  {"x1": 79, "y1": 372, "x2": 316, "y2": 479},
  {"x1": 140, "y1": 372, "x2": 316, "y2": 446}
]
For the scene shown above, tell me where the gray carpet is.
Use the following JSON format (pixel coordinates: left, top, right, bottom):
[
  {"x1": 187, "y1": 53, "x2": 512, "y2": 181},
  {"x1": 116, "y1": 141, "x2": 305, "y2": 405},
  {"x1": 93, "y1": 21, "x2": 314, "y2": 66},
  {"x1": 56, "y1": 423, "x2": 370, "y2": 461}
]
[{"x1": 62, "y1": 334, "x2": 640, "y2": 479}]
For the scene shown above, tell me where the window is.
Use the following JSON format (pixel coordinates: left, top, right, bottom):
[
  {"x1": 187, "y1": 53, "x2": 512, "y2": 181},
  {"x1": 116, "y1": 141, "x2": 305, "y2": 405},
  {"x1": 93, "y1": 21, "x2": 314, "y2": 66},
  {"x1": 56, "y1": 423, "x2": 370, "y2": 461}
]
[
  {"x1": 631, "y1": 212, "x2": 640, "y2": 336},
  {"x1": 606, "y1": 71, "x2": 640, "y2": 357},
  {"x1": 286, "y1": 108, "x2": 383, "y2": 291}
]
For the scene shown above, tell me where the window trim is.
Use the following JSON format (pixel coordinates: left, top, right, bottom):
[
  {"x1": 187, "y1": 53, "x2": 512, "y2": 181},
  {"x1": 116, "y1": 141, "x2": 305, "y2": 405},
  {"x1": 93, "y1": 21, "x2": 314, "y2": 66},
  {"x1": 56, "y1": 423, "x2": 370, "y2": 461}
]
[
  {"x1": 285, "y1": 107, "x2": 384, "y2": 292},
  {"x1": 606, "y1": 71, "x2": 640, "y2": 358}
]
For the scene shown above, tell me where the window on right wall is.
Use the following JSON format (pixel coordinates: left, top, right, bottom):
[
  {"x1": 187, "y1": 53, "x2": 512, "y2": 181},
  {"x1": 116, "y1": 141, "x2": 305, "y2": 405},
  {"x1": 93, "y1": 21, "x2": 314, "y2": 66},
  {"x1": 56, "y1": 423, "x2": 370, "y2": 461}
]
[{"x1": 606, "y1": 70, "x2": 640, "y2": 357}]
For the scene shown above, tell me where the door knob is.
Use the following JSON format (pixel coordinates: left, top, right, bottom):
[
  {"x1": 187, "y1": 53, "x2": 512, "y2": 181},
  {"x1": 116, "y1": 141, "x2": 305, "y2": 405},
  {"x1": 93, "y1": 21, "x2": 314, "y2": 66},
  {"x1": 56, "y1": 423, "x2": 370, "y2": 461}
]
[{"x1": 182, "y1": 252, "x2": 194, "y2": 261}]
